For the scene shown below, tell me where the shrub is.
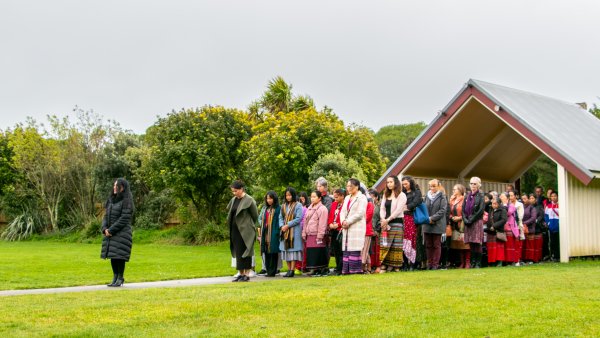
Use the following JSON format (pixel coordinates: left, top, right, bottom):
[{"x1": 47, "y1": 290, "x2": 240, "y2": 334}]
[
  {"x1": 1, "y1": 209, "x2": 45, "y2": 241},
  {"x1": 81, "y1": 218, "x2": 103, "y2": 239},
  {"x1": 196, "y1": 221, "x2": 228, "y2": 244}
]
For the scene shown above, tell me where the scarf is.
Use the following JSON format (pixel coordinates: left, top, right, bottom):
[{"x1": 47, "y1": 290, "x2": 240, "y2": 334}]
[
  {"x1": 281, "y1": 202, "x2": 297, "y2": 250},
  {"x1": 427, "y1": 190, "x2": 441, "y2": 201},
  {"x1": 262, "y1": 207, "x2": 275, "y2": 250},
  {"x1": 464, "y1": 190, "x2": 478, "y2": 218}
]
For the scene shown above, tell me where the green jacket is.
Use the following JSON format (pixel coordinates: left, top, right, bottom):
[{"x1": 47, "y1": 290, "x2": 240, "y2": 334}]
[{"x1": 227, "y1": 194, "x2": 258, "y2": 258}]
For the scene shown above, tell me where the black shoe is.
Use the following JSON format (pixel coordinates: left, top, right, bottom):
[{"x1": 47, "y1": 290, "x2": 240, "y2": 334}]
[
  {"x1": 257, "y1": 269, "x2": 267, "y2": 275},
  {"x1": 239, "y1": 275, "x2": 250, "y2": 282},
  {"x1": 110, "y1": 274, "x2": 124, "y2": 287},
  {"x1": 232, "y1": 275, "x2": 244, "y2": 282},
  {"x1": 265, "y1": 274, "x2": 276, "y2": 277},
  {"x1": 107, "y1": 274, "x2": 118, "y2": 287}
]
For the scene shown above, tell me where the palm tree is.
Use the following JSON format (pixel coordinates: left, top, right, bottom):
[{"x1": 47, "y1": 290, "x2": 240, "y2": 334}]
[{"x1": 260, "y1": 76, "x2": 293, "y2": 114}]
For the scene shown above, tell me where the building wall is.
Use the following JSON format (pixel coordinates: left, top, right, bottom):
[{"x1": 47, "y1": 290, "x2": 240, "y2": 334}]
[
  {"x1": 564, "y1": 172, "x2": 600, "y2": 257},
  {"x1": 408, "y1": 177, "x2": 507, "y2": 196}
]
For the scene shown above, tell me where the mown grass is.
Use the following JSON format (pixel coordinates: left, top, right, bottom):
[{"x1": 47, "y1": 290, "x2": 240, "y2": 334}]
[
  {"x1": 0, "y1": 240, "x2": 244, "y2": 290},
  {"x1": 1, "y1": 261, "x2": 599, "y2": 337}
]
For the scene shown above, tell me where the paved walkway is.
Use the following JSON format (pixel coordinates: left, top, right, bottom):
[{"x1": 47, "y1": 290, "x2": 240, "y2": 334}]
[{"x1": 0, "y1": 274, "x2": 309, "y2": 297}]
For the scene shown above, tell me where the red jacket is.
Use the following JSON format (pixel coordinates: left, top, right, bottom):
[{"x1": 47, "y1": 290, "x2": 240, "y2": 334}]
[
  {"x1": 328, "y1": 201, "x2": 342, "y2": 230},
  {"x1": 365, "y1": 201, "x2": 374, "y2": 236}
]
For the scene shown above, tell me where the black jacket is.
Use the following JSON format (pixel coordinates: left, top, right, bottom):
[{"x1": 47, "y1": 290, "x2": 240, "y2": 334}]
[
  {"x1": 486, "y1": 206, "x2": 507, "y2": 233},
  {"x1": 462, "y1": 191, "x2": 485, "y2": 225},
  {"x1": 101, "y1": 179, "x2": 134, "y2": 261},
  {"x1": 404, "y1": 189, "x2": 422, "y2": 215}
]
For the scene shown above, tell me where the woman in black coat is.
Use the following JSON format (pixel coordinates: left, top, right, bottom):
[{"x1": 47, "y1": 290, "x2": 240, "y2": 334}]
[{"x1": 101, "y1": 178, "x2": 134, "y2": 287}]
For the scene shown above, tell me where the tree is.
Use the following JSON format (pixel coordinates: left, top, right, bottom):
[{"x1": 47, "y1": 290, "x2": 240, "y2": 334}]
[
  {"x1": 344, "y1": 124, "x2": 386, "y2": 185},
  {"x1": 308, "y1": 151, "x2": 366, "y2": 191},
  {"x1": 248, "y1": 108, "x2": 386, "y2": 192},
  {"x1": 8, "y1": 123, "x2": 66, "y2": 231},
  {"x1": 374, "y1": 122, "x2": 427, "y2": 165},
  {"x1": 590, "y1": 103, "x2": 600, "y2": 119},
  {"x1": 520, "y1": 155, "x2": 557, "y2": 195},
  {"x1": 141, "y1": 106, "x2": 252, "y2": 220},
  {"x1": 247, "y1": 109, "x2": 347, "y2": 192},
  {"x1": 0, "y1": 131, "x2": 17, "y2": 196}
]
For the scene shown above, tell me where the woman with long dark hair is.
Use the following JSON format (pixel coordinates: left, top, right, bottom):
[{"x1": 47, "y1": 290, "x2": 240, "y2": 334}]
[
  {"x1": 279, "y1": 187, "x2": 304, "y2": 277},
  {"x1": 328, "y1": 188, "x2": 347, "y2": 275},
  {"x1": 401, "y1": 176, "x2": 421, "y2": 271},
  {"x1": 227, "y1": 180, "x2": 258, "y2": 282},
  {"x1": 379, "y1": 175, "x2": 407, "y2": 272},
  {"x1": 302, "y1": 190, "x2": 330, "y2": 276},
  {"x1": 258, "y1": 191, "x2": 281, "y2": 277},
  {"x1": 339, "y1": 178, "x2": 368, "y2": 275},
  {"x1": 101, "y1": 178, "x2": 134, "y2": 287}
]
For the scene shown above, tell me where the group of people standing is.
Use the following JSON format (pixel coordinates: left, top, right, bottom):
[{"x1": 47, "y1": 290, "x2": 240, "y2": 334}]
[
  {"x1": 96, "y1": 175, "x2": 560, "y2": 287},
  {"x1": 227, "y1": 176, "x2": 561, "y2": 282}
]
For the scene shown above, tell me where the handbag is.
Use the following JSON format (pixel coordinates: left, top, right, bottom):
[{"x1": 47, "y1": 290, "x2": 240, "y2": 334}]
[
  {"x1": 496, "y1": 231, "x2": 507, "y2": 242},
  {"x1": 413, "y1": 202, "x2": 430, "y2": 225},
  {"x1": 445, "y1": 224, "x2": 453, "y2": 237}
]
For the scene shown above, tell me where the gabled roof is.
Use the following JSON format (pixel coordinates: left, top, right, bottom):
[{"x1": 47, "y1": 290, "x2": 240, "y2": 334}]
[{"x1": 373, "y1": 79, "x2": 600, "y2": 191}]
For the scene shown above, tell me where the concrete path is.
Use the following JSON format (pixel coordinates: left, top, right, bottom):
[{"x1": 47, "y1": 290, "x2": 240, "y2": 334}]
[{"x1": 0, "y1": 274, "x2": 310, "y2": 297}]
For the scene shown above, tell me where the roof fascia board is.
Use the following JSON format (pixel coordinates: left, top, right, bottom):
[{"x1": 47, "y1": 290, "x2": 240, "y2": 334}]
[
  {"x1": 468, "y1": 80, "x2": 594, "y2": 185},
  {"x1": 372, "y1": 85, "x2": 475, "y2": 191}
]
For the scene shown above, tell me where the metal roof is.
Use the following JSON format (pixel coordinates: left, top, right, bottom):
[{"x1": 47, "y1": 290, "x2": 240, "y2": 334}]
[
  {"x1": 469, "y1": 79, "x2": 600, "y2": 174},
  {"x1": 373, "y1": 79, "x2": 600, "y2": 190}
]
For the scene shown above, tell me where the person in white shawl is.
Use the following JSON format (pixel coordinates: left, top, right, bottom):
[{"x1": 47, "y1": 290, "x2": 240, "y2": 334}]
[{"x1": 339, "y1": 178, "x2": 368, "y2": 275}]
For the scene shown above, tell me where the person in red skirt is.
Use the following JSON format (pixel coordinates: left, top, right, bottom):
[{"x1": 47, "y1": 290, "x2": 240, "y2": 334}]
[
  {"x1": 368, "y1": 189, "x2": 382, "y2": 273},
  {"x1": 486, "y1": 198, "x2": 507, "y2": 267},
  {"x1": 499, "y1": 193, "x2": 519, "y2": 265},
  {"x1": 531, "y1": 194, "x2": 546, "y2": 262},
  {"x1": 521, "y1": 193, "x2": 538, "y2": 264},
  {"x1": 401, "y1": 176, "x2": 422, "y2": 271}
]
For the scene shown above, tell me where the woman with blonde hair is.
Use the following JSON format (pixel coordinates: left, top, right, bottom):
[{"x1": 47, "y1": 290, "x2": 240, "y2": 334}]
[
  {"x1": 424, "y1": 179, "x2": 448, "y2": 270},
  {"x1": 449, "y1": 184, "x2": 470, "y2": 268},
  {"x1": 462, "y1": 177, "x2": 485, "y2": 268}
]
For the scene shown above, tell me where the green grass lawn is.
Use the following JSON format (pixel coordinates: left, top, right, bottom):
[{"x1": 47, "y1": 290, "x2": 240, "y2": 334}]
[
  {"x1": 1, "y1": 261, "x2": 599, "y2": 337},
  {"x1": 0, "y1": 241, "x2": 243, "y2": 290}
]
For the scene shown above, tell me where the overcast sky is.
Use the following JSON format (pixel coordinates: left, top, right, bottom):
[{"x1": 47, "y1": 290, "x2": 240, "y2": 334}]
[{"x1": 1, "y1": 0, "x2": 599, "y2": 134}]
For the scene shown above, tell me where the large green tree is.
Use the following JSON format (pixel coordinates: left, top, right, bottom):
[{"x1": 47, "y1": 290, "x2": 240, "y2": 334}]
[
  {"x1": 248, "y1": 109, "x2": 346, "y2": 192},
  {"x1": 308, "y1": 151, "x2": 366, "y2": 191},
  {"x1": 8, "y1": 124, "x2": 66, "y2": 231},
  {"x1": 374, "y1": 122, "x2": 426, "y2": 165},
  {"x1": 248, "y1": 109, "x2": 385, "y2": 192},
  {"x1": 141, "y1": 106, "x2": 252, "y2": 220}
]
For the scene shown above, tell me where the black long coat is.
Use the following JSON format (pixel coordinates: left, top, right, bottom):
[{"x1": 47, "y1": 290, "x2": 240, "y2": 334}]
[{"x1": 101, "y1": 181, "x2": 134, "y2": 261}]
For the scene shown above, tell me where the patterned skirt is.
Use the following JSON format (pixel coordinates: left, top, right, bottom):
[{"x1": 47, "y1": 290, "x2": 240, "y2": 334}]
[
  {"x1": 342, "y1": 251, "x2": 362, "y2": 274},
  {"x1": 464, "y1": 219, "x2": 484, "y2": 244},
  {"x1": 380, "y1": 222, "x2": 404, "y2": 268},
  {"x1": 403, "y1": 214, "x2": 417, "y2": 263},
  {"x1": 524, "y1": 234, "x2": 536, "y2": 261},
  {"x1": 486, "y1": 233, "x2": 505, "y2": 263},
  {"x1": 504, "y1": 231, "x2": 518, "y2": 263},
  {"x1": 369, "y1": 236, "x2": 381, "y2": 268}
]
